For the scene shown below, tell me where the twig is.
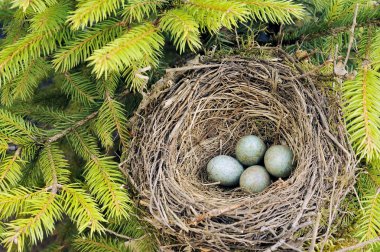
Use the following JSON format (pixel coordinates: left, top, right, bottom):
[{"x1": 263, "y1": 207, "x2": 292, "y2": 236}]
[
  {"x1": 46, "y1": 111, "x2": 98, "y2": 143},
  {"x1": 277, "y1": 47, "x2": 305, "y2": 75},
  {"x1": 104, "y1": 228, "x2": 134, "y2": 240},
  {"x1": 335, "y1": 237, "x2": 380, "y2": 252},
  {"x1": 334, "y1": 44, "x2": 338, "y2": 71},
  {"x1": 343, "y1": 4, "x2": 359, "y2": 68},
  {"x1": 165, "y1": 64, "x2": 222, "y2": 73},
  {"x1": 263, "y1": 239, "x2": 285, "y2": 252},
  {"x1": 280, "y1": 59, "x2": 333, "y2": 80},
  {"x1": 308, "y1": 212, "x2": 321, "y2": 252},
  {"x1": 324, "y1": 129, "x2": 351, "y2": 157}
]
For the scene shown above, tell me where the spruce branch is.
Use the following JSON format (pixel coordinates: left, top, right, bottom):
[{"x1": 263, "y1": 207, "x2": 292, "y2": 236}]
[
  {"x1": 13, "y1": 59, "x2": 50, "y2": 102},
  {"x1": 2, "y1": 192, "x2": 62, "y2": 252},
  {"x1": 87, "y1": 23, "x2": 164, "y2": 78},
  {"x1": 73, "y1": 236, "x2": 126, "y2": 252},
  {"x1": 237, "y1": 0, "x2": 304, "y2": 24},
  {"x1": 62, "y1": 72, "x2": 99, "y2": 105},
  {"x1": 122, "y1": 0, "x2": 165, "y2": 22},
  {"x1": 11, "y1": 0, "x2": 58, "y2": 12},
  {"x1": 53, "y1": 20, "x2": 125, "y2": 72},
  {"x1": 68, "y1": 0, "x2": 125, "y2": 30},
  {"x1": 160, "y1": 8, "x2": 202, "y2": 53},
  {"x1": 184, "y1": 0, "x2": 250, "y2": 33},
  {"x1": 0, "y1": 32, "x2": 54, "y2": 84},
  {"x1": 0, "y1": 148, "x2": 23, "y2": 191},
  {"x1": 60, "y1": 184, "x2": 106, "y2": 234},
  {"x1": 84, "y1": 157, "x2": 131, "y2": 219},
  {"x1": 29, "y1": 2, "x2": 71, "y2": 36},
  {"x1": 0, "y1": 109, "x2": 40, "y2": 143},
  {"x1": 37, "y1": 144, "x2": 71, "y2": 191},
  {"x1": 95, "y1": 93, "x2": 129, "y2": 147}
]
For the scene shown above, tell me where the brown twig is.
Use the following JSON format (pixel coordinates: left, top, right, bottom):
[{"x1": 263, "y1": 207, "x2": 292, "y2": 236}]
[
  {"x1": 104, "y1": 228, "x2": 134, "y2": 241},
  {"x1": 165, "y1": 64, "x2": 221, "y2": 73},
  {"x1": 335, "y1": 237, "x2": 380, "y2": 252},
  {"x1": 46, "y1": 111, "x2": 98, "y2": 143},
  {"x1": 343, "y1": 4, "x2": 359, "y2": 68},
  {"x1": 308, "y1": 212, "x2": 322, "y2": 252}
]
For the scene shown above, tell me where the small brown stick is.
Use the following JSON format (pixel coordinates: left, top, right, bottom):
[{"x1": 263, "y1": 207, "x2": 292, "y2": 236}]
[
  {"x1": 165, "y1": 64, "x2": 222, "y2": 73},
  {"x1": 277, "y1": 48, "x2": 305, "y2": 75},
  {"x1": 324, "y1": 129, "x2": 351, "y2": 157},
  {"x1": 308, "y1": 212, "x2": 322, "y2": 252},
  {"x1": 280, "y1": 59, "x2": 333, "y2": 80},
  {"x1": 343, "y1": 4, "x2": 359, "y2": 68},
  {"x1": 263, "y1": 239, "x2": 285, "y2": 252},
  {"x1": 189, "y1": 200, "x2": 250, "y2": 225},
  {"x1": 335, "y1": 237, "x2": 380, "y2": 252},
  {"x1": 104, "y1": 228, "x2": 134, "y2": 240},
  {"x1": 46, "y1": 111, "x2": 98, "y2": 143}
]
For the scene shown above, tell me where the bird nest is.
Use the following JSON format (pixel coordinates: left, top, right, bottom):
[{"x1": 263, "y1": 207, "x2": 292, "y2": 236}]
[{"x1": 124, "y1": 49, "x2": 356, "y2": 251}]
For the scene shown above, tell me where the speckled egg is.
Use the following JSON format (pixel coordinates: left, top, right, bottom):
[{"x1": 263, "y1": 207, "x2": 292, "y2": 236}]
[
  {"x1": 264, "y1": 145, "x2": 294, "y2": 178},
  {"x1": 207, "y1": 155, "x2": 244, "y2": 186},
  {"x1": 239, "y1": 165, "x2": 271, "y2": 193},
  {"x1": 235, "y1": 135, "x2": 266, "y2": 166}
]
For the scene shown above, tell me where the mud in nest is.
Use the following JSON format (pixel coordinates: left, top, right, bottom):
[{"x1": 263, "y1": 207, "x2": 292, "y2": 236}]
[{"x1": 124, "y1": 50, "x2": 356, "y2": 251}]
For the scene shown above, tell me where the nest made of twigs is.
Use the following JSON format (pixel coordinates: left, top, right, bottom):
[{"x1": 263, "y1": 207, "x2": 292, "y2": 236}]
[{"x1": 124, "y1": 49, "x2": 356, "y2": 251}]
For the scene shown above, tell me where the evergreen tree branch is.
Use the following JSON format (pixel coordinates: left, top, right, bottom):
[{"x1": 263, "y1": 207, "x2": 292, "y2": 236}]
[
  {"x1": 2, "y1": 192, "x2": 62, "y2": 252},
  {"x1": 0, "y1": 109, "x2": 40, "y2": 143},
  {"x1": 236, "y1": 0, "x2": 304, "y2": 24},
  {"x1": 84, "y1": 157, "x2": 131, "y2": 219},
  {"x1": 68, "y1": 0, "x2": 125, "y2": 30},
  {"x1": 60, "y1": 184, "x2": 105, "y2": 234},
  {"x1": 37, "y1": 144, "x2": 71, "y2": 192},
  {"x1": 61, "y1": 72, "x2": 99, "y2": 105},
  {"x1": 159, "y1": 8, "x2": 202, "y2": 53},
  {"x1": 0, "y1": 187, "x2": 46, "y2": 219},
  {"x1": 0, "y1": 148, "x2": 23, "y2": 191},
  {"x1": 13, "y1": 59, "x2": 50, "y2": 100},
  {"x1": 87, "y1": 23, "x2": 164, "y2": 78},
  {"x1": 95, "y1": 94, "x2": 129, "y2": 147},
  {"x1": 122, "y1": 0, "x2": 165, "y2": 22},
  {"x1": 184, "y1": 0, "x2": 249, "y2": 33},
  {"x1": 28, "y1": 2, "x2": 71, "y2": 36},
  {"x1": 356, "y1": 188, "x2": 380, "y2": 243},
  {"x1": 53, "y1": 20, "x2": 125, "y2": 72},
  {"x1": 11, "y1": 0, "x2": 58, "y2": 12},
  {"x1": 73, "y1": 236, "x2": 126, "y2": 252},
  {"x1": 342, "y1": 63, "x2": 380, "y2": 162},
  {"x1": 0, "y1": 32, "x2": 56, "y2": 84},
  {"x1": 67, "y1": 129, "x2": 101, "y2": 161}
]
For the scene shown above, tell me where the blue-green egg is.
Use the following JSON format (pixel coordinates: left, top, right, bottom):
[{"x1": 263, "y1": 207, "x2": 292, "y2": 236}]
[
  {"x1": 264, "y1": 145, "x2": 294, "y2": 178},
  {"x1": 235, "y1": 135, "x2": 266, "y2": 166},
  {"x1": 207, "y1": 155, "x2": 244, "y2": 186},
  {"x1": 239, "y1": 165, "x2": 271, "y2": 193}
]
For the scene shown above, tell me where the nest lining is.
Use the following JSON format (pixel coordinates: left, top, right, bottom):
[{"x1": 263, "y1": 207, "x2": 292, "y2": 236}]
[{"x1": 125, "y1": 52, "x2": 356, "y2": 251}]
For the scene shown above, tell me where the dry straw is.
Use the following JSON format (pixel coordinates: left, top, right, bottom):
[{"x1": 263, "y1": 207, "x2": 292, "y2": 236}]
[{"x1": 124, "y1": 49, "x2": 356, "y2": 251}]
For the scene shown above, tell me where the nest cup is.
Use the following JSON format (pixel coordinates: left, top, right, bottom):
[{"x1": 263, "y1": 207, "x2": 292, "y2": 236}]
[{"x1": 125, "y1": 51, "x2": 356, "y2": 251}]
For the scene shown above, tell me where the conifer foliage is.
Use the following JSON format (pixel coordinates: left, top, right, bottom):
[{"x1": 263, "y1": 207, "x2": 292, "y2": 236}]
[{"x1": 0, "y1": 0, "x2": 304, "y2": 251}]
